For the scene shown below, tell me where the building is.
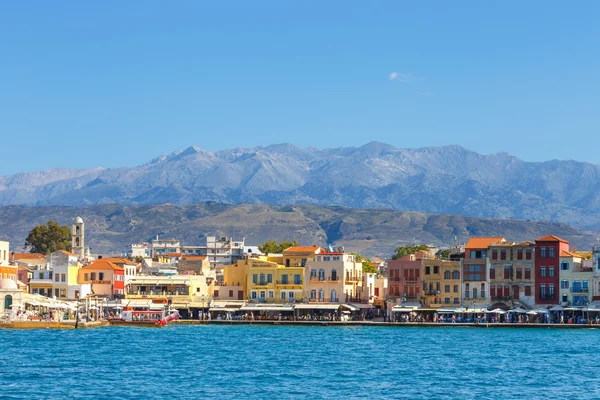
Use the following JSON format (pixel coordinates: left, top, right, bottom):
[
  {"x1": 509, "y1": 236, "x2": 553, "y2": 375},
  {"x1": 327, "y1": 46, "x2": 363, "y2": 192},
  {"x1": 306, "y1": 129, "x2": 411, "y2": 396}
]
[
  {"x1": 125, "y1": 275, "x2": 213, "y2": 317},
  {"x1": 151, "y1": 237, "x2": 181, "y2": 257},
  {"x1": 0, "y1": 278, "x2": 25, "y2": 314},
  {"x1": 462, "y1": 237, "x2": 504, "y2": 307},
  {"x1": 177, "y1": 255, "x2": 211, "y2": 276},
  {"x1": 96, "y1": 258, "x2": 140, "y2": 285},
  {"x1": 11, "y1": 253, "x2": 47, "y2": 269},
  {"x1": 78, "y1": 260, "x2": 125, "y2": 299},
  {"x1": 244, "y1": 256, "x2": 304, "y2": 303},
  {"x1": 0, "y1": 241, "x2": 17, "y2": 283},
  {"x1": 203, "y1": 236, "x2": 245, "y2": 268},
  {"x1": 48, "y1": 250, "x2": 80, "y2": 300},
  {"x1": 488, "y1": 241, "x2": 536, "y2": 309},
  {"x1": 218, "y1": 259, "x2": 249, "y2": 301},
  {"x1": 304, "y1": 248, "x2": 364, "y2": 303},
  {"x1": 131, "y1": 242, "x2": 152, "y2": 258},
  {"x1": 535, "y1": 235, "x2": 570, "y2": 305},
  {"x1": 29, "y1": 268, "x2": 54, "y2": 297},
  {"x1": 421, "y1": 259, "x2": 461, "y2": 308},
  {"x1": 72, "y1": 217, "x2": 85, "y2": 260},
  {"x1": 558, "y1": 250, "x2": 592, "y2": 306},
  {"x1": 387, "y1": 250, "x2": 432, "y2": 303}
]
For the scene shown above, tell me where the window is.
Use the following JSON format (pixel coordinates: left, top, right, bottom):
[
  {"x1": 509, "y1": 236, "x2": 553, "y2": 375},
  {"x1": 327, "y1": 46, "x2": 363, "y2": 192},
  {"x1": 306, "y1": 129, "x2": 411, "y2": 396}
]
[
  {"x1": 318, "y1": 289, "x2": 324, "y2": 301},
  {"x1": 540, "y1": 247, "x2": 547, "y2": 258},
  {"x1": 253, "y1": 274, "x2": 258, "y2": 284},
  {"x1": 540, "y1": 267, "x2": 547, "y2": 278},
  {"x1": 490, "y1": 268, "x2": 495, "y2": 280},
  {"x1": 526, "y1": 249, "x2": 532, "y2": 260},
  {"x1": 55, "y1": 289, "x2": 59, "y2": 297},
  {"x1": 492, "y1": 250, "x2": 498, "y2": 260},
  {"x1": 525, "y1": 268, "x2": 531, "y2": 279},
  {"x1": 90, "y1": 272, "x2": 96, "y2": 280},
  {"x1": 454, "y1": 298, "x2": 459, "y2": 304},
  {"x1": 453, "y1": 285, "x2": 459, "y2": 293},
  {"x1": 331, "y1": 289, "x2": 337, "y2": 302},
  {"x1": 561, "y1": 262, "x2": 569, "y2": 270},
  {"x1": 84, "y1": 273, "x2": 89, "y2": 281},
  {"x1": 286, "y1": 259, "x2": 290, "y2": 267},
  {"x1": 549, "y1": 247, "x2": 555, "y2": 258},
  {"x1": 470, "y1": 251, "x2": 476, "y2": 259},
  {"x1": 98, "y1": 272, "x2": 104, "y2": 281},
  {"x1": 433, "y1": 266, "x2": 439, "y2": 274},
  {"x1": 453, "y1": 270, "x2": 459, "y2": 279},
  {"x1": 500, "y1": 250, "x2": 507, "y2": 260},
  {"x1": 436, "y1": 282, "x2": 440, "y2": 291},
  {"x1": 280, "y1": 291, "x2": 286, "y2": 300},
  {"x1": 444, "y1": 298, "x2": 450, "y2": 304},
  {"x1": 540, "y1": 284, "x2": 547, "y2": 298},
  {"x1": 583, "y1": 280, "x2": 589, "y2": 291},
  {"x1": 60, "y1": 289, "x2": 66, "y2": 297},
  {"x1": 464, "y1": 283, "x2": 470, "y2": 299},
  {"x1": 331, "y1": 269, "x2": 337, "y2": 281},
  {"x1": 561, "y1": 280, "x2": 569, "y2": 289},
  {"x1": 549, "y1": 267, "x2": 555, "y2": 278},
  {"x1": 548, "y1": 284, "x2": 555, "y2": 297},
  {"x1": 310, "y1": 290, "x2": 316, "y2": 299},
  {"x1": 323, "y1": 256, "x2": 331, "y2": 262},
  {"x1": 229, "y1": 290, "x2": 234, "y2": 298},
  {"x1": 525, "y1": 285, "x2": 531, "y2": 296},
  {"x1": 55, "y1": 274, "x2": 60, "y2": 282},
  {"x1": 301, "y1": 258, "x2": 307, "y2": 266},
  {"x1": 490, "y1": 285, "x2": 496, "y2": 297},
  {"x1": 517, "y1": 249, "x2": 523, "y2": 260},
  {"x1": 504, "y1": 268, "x2": 510, "y2": 279},
  {"x1": 445, "y1": 285, "x2": 450, "y2": 293},
  {"x1": 473, "y1": 288, "x2": 478, "y2": 298},
  {"x1": 267, "y1": 274, "x2": 273, "y2": 283},
  {"x1": 516, "y1": 268, "x2": 522, "y2": 279},
  {"x1": 444, "y1": 271, "x2": 450, "y2": 279},
  {"x1": 332, "y1": 256, "x2": 340, "y2": 262},
  {"x1": 425, "y1": 266, "x2": 431, "y2": 275},
  {"x1": 318, "y1": 269, "x2": 325, "y2": 281},
  {"x1": 288, "y1": 292, "x2": 294, "y2": 300},
  {"x1": 282, "y1": 275, "x2": 288, "y2": 284},
  {"x1": 310, "y1": 269, "x2": 316, "y2": 278},
  {"x1": 268, "y1": 290, "x2": 274, "y2": 298}
]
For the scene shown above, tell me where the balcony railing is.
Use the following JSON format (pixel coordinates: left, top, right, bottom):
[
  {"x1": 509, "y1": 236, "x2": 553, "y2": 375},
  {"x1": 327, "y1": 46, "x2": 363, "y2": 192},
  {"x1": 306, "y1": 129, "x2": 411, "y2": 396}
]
[
  {"x1": 571, "y1": 288, "x2": 589, "y2": 293},
  {"x1": 276, "y1": 280, "x2": 302, "y2": 286},
  {"x1": 539, "y1": 294, "x2": 556, "y2": 300},
  {"x1": 425, "y1": 290, "x2": 440, "y2": 295},
  {"x1": 389, "y1": 277, "x2": 401, "y2": 282},
  {"x1": 345, "y1": 276, "x2": 361, "y2": 283}
]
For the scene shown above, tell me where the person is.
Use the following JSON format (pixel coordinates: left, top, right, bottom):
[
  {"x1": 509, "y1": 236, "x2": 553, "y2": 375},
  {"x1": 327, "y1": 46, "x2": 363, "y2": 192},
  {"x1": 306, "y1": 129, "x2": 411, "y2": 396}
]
[{"x1": 560, "y1": 313, "x2": 564, "y2": 324}]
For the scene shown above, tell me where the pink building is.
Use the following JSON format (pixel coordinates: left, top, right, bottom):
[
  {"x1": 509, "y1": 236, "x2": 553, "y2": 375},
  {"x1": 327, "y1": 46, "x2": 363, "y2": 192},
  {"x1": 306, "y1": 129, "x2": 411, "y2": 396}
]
[{"x1": 387, "y1": 250, "x2": 432, "y2": 302}]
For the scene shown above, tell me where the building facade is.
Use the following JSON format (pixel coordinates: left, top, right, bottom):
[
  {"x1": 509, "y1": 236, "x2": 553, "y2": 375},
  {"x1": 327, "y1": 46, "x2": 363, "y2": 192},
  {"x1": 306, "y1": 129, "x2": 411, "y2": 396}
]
[
  {"x1": 558, "y1": 251, "x2": 592, "y2": 306},
  {"x1": 462, "y1": 237, "x2": 504, "y2": 307},
  {"x1": 535, "y1": 235, "x2": 570, "y2": 305},
  {"x1": 421, "y1": 259, "x2": 461, "y2": 307},
  {"x1": 304, "y1": 250, "x2": 363, "y2": 303},
  {"x1": 488, "y1": 241, "x2": 536, "y2": 308},
  {"x1": 78, "y1": 260, "x2": 125, "y2": 299},
  {"x1": 386, "y1": 251, "x2": 431, "y2": 303}
]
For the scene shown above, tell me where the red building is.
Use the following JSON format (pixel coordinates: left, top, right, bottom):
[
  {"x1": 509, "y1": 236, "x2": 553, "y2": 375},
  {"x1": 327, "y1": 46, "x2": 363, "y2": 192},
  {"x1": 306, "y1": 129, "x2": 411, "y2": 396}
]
[
  {"x1": 386, "y1": 250, "x2": 431, "y2": 302},
  {"x1": 535, "y1": 235, "x2": 570, "y2": 305},
  {"x1": 78, "y1": 260, "x2": 125, "y2": 299}
]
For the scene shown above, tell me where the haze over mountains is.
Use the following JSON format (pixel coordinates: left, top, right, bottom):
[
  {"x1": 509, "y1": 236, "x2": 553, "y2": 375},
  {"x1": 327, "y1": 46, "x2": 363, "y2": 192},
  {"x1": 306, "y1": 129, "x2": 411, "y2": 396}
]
[{"x1": 2, "y1": 142, "x2": 600, "y2": 228}]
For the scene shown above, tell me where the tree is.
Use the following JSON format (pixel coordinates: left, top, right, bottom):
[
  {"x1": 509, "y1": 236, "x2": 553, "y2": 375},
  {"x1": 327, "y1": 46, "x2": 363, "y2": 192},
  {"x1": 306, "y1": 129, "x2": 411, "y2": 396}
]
[
  {"x1": 25, "y1": 221, "x2": 72, "y2": 254},
  {"x1": 436, "y1": 249, "x2": 452, "y2": 259},
  {"x1": 392, "y1": 244, "x2": 429, "y2": 260},
  {"x1": 350, "y1": 253, "x2": 377, "y2": 273},
  {"x1": 258, "y1": 239, "x2": 298, "y2": 254}
]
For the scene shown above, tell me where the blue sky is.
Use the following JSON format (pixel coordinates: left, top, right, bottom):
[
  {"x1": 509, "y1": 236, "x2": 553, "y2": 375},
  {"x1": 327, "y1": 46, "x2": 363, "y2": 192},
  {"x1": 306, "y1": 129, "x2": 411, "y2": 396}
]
[{"x1": 1, "y1": 2, "x2": 599, "y2": 175}]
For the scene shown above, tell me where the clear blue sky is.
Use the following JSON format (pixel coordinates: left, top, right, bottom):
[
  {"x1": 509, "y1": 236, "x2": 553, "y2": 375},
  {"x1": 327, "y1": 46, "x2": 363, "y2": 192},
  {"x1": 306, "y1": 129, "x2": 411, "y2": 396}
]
[{"x1": 1, "y1": 2, "x2": 599, "y2": 175}]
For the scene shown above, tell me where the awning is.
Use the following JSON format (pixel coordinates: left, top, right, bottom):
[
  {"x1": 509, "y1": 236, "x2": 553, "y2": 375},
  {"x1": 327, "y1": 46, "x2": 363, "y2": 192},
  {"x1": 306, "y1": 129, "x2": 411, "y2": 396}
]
[
  {"x1": 348, "y1": 303, "x2": 375, "y2": 310},
  {"x1": 342, "y1": 304, "x2": 358, "y2": 311},
  {"x1": 209, "y1": 307, "x2": 240, "y2": 312},
  {"x1": 124, "y1": 300, "x2": 152, "y2": 308},
  {"x1": 240, "y1": 305, "x2": 294, "y2": 312},
  {"x1": 188, "y1": 302, "x2": 210, "y2": 308},
  {"x1": 436, "y1": 309, "x2": 458, "y2": 314},
  {"x1": 294, "y1": 304, "x2": 341, "y2": 310},
  {"x1": 171, "y1": 303, "x2": 189, "y2": 309}
]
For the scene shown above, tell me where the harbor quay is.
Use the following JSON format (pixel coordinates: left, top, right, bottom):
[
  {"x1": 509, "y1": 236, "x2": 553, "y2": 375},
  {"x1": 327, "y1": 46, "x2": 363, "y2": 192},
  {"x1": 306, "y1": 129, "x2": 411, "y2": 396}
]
[{"x1": 3, "y1": 217, "x2": 600, "y2": 329}]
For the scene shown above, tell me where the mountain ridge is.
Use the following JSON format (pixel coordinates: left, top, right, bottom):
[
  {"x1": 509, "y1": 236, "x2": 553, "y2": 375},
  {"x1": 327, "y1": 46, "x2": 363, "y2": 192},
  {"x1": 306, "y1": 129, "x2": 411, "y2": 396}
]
[{"x1": 2, "y1": 142, "x2": 600, "y2": 228}]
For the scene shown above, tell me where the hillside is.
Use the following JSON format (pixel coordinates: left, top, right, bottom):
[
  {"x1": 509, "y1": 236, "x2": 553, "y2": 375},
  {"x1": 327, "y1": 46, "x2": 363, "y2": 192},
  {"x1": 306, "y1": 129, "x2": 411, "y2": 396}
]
[
  {"x1": 0, "y1": 203, "x2": 597, "y2": 258},
  {"x1": 2, "y1": 142, "x2": 600, "y2": 228}
]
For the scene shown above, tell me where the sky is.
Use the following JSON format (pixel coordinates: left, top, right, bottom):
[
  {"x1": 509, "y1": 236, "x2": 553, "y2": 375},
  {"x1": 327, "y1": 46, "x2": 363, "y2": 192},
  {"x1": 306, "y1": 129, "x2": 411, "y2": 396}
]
[{"x1": 1, "y1": 2, "x2": 599, "y2": 175}]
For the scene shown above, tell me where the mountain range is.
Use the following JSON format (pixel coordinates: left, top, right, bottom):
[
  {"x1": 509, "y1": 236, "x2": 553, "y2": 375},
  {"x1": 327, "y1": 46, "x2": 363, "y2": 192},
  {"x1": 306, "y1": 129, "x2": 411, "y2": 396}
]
[
  {"x1": 2, "y1": 142, "x2": 600, "y2": 228},
  {"x1": 0, "y1": 203, "x2": 597, "y2": 258}
]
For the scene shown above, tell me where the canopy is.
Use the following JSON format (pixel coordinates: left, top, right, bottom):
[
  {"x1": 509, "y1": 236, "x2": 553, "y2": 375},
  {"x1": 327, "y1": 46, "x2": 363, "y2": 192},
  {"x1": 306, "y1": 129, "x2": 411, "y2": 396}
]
[
  {"x1": 526, "y1": 310, "x2": 538, "y2": 315},
  {"x1": 510, "y1": 308, "x2": 529, "y2": 313},
  {"x1": 490, "y1": 308, "x2": 506, "y2": 314},
  {"x1": 436, "y1": 309, "x2": 457, "y2": 314},
  {"x1": 549, "y1": 305, "x2": 564, "y2": 312},
  {"x1": 240, "y1": 305, "x2": 294, "y2": 312},
  {"x1": 564, "y1": 307, "x2": 582, "y2": 311},
  {"x1": 454, "y1": 307, "x2": 468, "y2": 313},
  {"x1": 209, "y1": 307, "x2": 240, "y2": 312},
  {"x1": 294, "y1": 304, "x2": 341, "y2": 310}
]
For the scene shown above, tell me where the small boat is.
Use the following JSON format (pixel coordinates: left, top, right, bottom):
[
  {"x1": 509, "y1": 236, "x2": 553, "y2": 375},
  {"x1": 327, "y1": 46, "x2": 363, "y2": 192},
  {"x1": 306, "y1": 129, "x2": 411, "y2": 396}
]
[{"x1": 108, "y1": 309, "x2": 180, "y2": 327}]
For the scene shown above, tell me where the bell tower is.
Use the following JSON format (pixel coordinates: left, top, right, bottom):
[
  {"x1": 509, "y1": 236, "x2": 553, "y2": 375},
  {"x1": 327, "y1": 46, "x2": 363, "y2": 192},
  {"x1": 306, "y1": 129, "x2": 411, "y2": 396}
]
[{"x1": 72, "y1": 217, "x2": 85, "y2": 260}]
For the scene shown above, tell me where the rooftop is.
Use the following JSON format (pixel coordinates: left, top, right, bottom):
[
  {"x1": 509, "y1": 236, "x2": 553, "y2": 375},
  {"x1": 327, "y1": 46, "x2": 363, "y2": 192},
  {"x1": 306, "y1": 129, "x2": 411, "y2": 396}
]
[
  {"x1": 12, "y1": 253, "x2": 46, "y2": 260},
  {"x1": 282, "y1": 245, "x2": 321, "y2": 254},
  {"x1": 536, "y1": 234, "x2": 569, "y2": 243},
  {"x1": 465, "y1": 237, "x2": 505, "y2": 249},
  {"x1": 81, "y1": 260, "x2": 124, "y2": 271}
]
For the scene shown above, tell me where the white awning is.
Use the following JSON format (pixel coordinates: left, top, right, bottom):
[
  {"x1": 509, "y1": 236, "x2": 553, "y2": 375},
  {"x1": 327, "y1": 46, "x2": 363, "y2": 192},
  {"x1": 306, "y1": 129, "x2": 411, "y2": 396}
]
[
  {"x1": 294, "y1": 304, "x2": 341, "y2": 310},
  {"x1": 209, "y1": 307, "x2": 240, "y2": 312},
  {"x1": 240, "y1": 305, "x2": 294, "y2": 312},
  {"x1": 348, "y1": 303, "x2": 375, "y2": 310}
]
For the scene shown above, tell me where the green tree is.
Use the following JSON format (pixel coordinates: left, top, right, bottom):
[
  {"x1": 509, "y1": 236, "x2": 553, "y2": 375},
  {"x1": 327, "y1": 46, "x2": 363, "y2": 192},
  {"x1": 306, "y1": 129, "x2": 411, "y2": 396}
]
[
  {"x1": 350, "y1": 253, "x2": 377, "y2": 273},
  {"x1": 258, "y1": 239, "x2": 299, "y2": 254},
  {"x1": 392, "y1": 244, "x2": 429, "y2": 260},
  {"x1": 436, "y1": 249, "x2": 452, "y2": 259},
  {"x1": 25, "y1": 220, "x2": 72, "y2": 254}
]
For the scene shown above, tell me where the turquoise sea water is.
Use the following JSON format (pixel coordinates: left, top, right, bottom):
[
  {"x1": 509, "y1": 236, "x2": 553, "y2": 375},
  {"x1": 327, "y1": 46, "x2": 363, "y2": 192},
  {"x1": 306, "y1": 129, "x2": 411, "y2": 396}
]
[{"x1": 1, "y1": 325, "x2": 599, "y2": 399}]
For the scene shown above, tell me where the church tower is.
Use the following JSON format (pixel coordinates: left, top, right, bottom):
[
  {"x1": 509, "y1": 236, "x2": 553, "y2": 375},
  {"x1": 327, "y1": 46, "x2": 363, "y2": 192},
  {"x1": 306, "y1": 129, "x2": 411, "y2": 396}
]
[{"x1": 72, "y1": 217, "x2": 85, "y2": 260}]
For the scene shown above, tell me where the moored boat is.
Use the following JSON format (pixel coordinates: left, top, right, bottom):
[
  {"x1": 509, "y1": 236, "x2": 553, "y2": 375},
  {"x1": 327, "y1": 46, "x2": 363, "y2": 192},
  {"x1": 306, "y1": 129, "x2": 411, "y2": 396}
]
[{"x1": 108, "y1": 309, "x2": 180, "y2": 327}]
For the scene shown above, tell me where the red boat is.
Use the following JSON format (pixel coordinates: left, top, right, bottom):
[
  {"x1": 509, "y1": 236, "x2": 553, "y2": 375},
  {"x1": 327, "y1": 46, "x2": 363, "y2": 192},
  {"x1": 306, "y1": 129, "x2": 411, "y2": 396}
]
[{"x1": 108, "y1": 309, "x2": 180, "y2": 327}]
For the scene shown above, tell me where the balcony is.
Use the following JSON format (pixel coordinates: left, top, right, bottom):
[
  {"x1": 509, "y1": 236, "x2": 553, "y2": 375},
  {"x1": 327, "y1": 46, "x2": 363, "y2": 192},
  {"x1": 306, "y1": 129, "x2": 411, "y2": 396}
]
[
  {"x1": 276, "y1": 280, "x2": 302, "y2": 286},
  {"x1": 389, "y1": 277, "x2": 401, "y2": 282},
  {"x1": 425, "y1": 290, "x2": 440, "y2": 295},
  {"x1": 405, "y1": 278, "x2": 419, "y2": 282},
  {"x1": 126, "y1": 291, "x2": 190, "y2": 301},
  {"x1": 345, "y1": 276, "x2": 361, "y2": 284},
  {"x1": 571, "y1": 288, "x2": 589, "y2": 293},
  {"x1": 539, "y1": 294, "x2": 556, "y2": 300}
]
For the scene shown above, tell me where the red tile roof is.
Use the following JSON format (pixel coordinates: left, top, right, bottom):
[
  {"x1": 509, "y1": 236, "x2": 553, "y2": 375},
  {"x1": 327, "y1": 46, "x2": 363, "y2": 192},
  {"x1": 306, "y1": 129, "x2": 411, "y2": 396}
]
[
  {"x1": 81, "y1": 260, "x2": 124, "y2": 271},
  {"x1": 465, "y1": 237, "x2": 505, "y2": 249},
  {"x1": 100, "y1": 257, "x2": 138, "y2": 265},
  {"x1": 182, "y1": 256, "x2": 207, "y2": 261},
  {"x1": 282, "y1": 245, "x2": 320, "y2": 254},
  {"x1": 12, "y1": 253, "x2": 46, "y2": 260},
  {"x1": 536, "y1": 235, "x2": 569, "y2": 243},
  {"x1": 560, "y1": 250, "x2": 581, "y2": 258},
  {"x1": 168, "y1": 252, "x2": 182, "y2": 257}
]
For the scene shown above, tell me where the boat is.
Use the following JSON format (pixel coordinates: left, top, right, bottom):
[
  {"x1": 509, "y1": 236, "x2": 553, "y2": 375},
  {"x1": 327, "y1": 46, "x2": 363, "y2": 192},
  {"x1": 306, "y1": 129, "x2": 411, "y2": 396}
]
[{"x1": 108, "y1": 308, "x2": 180, "y2": 327}]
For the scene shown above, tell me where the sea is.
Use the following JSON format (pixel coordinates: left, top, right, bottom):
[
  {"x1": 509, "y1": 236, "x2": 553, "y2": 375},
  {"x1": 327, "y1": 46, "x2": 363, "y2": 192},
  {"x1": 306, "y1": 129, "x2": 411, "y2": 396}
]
[{"x1": 1, "y1": 325, "x2": 599, "y2": 399}]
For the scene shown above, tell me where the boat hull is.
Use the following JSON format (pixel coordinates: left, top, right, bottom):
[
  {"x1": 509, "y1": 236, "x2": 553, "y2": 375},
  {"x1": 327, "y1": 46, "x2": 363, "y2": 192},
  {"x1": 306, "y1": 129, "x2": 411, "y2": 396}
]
[{"x1": 108, "y1": 319, "x2": 165, "y2": 328}]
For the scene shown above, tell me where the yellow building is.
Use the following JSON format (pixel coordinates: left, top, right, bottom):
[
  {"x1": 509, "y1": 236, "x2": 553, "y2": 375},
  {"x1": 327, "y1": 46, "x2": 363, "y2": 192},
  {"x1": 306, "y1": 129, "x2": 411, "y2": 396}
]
[
  {"x1": 243, "y1": 256, "x2": 304, "y2": 303},
  {"x1": 421, "y1": 259, "x2": 461, "y2": 308}
]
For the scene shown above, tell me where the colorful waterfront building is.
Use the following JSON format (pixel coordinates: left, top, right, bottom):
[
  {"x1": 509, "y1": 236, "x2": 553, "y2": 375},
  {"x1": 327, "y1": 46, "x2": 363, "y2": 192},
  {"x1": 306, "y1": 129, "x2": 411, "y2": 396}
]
[
  {"x1": 535, "y1": 235, "x2": 570, "y2": 305},
  {"x1": 78, "y1": 259, "x2": 125, "y2": 299},
  {"x1": 421, "y1": 259, "x2": 461, "y2": 308},
  {"x1": 462, "y1": 237, "x2": 504, "y2": 308},
  {"x1": 558, "y1": 250, "x2": 592, "y2": 306},
  {"x1": 218, "y1": 260, "x2": 248, "y2": 301},
  {"x1": 48, "y1": 250, "x2": 80, "y2": 300},
  {"x1": 245, "y1": 254, "x2": 305, "y2": 303},
  {"x1": 304, "y1": 249, "x2": 364, "y2": 303},
  {"x1": 0, "y1": 241, "x2": 17, "y2": 283},
  {"x1": 488, "y1": 241, "x2": 536, "y2": 309},
  {"x1": 387, "y1": 250, "x2": 432, "y2": 303}
]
